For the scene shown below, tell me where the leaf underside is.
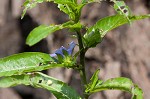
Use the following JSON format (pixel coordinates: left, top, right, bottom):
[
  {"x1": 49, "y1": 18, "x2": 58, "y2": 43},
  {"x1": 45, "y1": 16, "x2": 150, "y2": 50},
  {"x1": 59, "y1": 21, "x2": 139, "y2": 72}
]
[
  {"x1": 0, "y1": 72, "x2": 81, "y2": 99},
  {"x1": 86, "y1": 70, "x2": 143, "y2": 99},
  {"x1": 92, "y1": 77, "x2": 143, "y2": 99}
]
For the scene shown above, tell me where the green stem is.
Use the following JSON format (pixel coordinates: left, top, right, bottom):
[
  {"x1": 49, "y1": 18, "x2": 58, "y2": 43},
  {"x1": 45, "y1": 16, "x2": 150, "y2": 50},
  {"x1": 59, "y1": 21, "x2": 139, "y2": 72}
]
[{"x1": 76, "y1": 31, "x2": 89, "y2": 99}]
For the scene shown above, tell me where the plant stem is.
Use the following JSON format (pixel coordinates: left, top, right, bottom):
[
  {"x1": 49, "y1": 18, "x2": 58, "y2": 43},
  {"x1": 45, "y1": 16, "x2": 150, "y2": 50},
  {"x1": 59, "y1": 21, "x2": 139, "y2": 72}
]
[{"x1": 76, "y1": 31, "x2": 89, "y2": 99}]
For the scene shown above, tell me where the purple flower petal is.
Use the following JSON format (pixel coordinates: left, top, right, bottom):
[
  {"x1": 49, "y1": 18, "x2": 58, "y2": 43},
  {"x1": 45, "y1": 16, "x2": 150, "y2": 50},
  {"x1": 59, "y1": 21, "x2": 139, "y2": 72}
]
[
  {"x1": 55, "y1": 46, "x2": 67, "y2": 57},
  {"x1": 50, "y1": 53, "x2": 57, "y2": 57},
  {"x1": 67, "y1": 41, "x2": 76, "y2": 55},
  {"x1": 50, "y1": 41, "x2": 76, "y2": 59}
]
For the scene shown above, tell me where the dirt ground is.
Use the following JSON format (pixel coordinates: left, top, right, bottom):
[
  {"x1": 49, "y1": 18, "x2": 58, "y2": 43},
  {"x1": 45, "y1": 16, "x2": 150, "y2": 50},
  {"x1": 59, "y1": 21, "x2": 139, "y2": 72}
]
[{"x1": 0, "y1": 0, "x2": 150, "y2": 99}]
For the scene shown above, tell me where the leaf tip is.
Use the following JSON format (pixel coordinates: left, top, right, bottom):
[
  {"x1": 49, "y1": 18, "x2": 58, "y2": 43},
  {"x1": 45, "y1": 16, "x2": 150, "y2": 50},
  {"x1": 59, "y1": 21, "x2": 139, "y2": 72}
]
[{"x1": 25, "y1": 41, "x2": 33, "y2": 47}]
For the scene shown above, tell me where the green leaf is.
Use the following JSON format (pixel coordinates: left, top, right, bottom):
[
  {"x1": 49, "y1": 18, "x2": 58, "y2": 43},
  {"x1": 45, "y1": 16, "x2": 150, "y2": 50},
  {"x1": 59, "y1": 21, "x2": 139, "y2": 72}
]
[
  {"x1": 26, "y1": 21, "x2": 82, "y2": 46},
  {"x1": 90, "y1": 69, "x2": 100, "y2": 85},
  {"x1": 51, "y1": 0, "x2": 77, "y2": 4},
  {"x1": 84, "y1": 14, "x2": 150, "y2": 47},
  {"x1": 0, "y1": 72, "x2": 82, "y2": 99},
  {"x1": 85, "y1": 70, "x2": 143, "y2": 99},
  {"x1": 22, "y1": 0, "x2": 79, "y2": 21},
  {"x1": 57, "y1": 3, "x2": 84, "y2": 22},
  {"x1": 132, "y1": 85, "x2": 143, "y2": 99},
  {"x1": 89, "y1": 77, "x2": 143, "y2": 99},
  {"x1": 0, "y1": 52, "x2": 64, "y2": 77},
  {"x1": 84, "y1": 0, "x2": 130, "y2": 13},
  {"x1": 26, "y1": 25, "x2": 60, "y2": 46},
  {"x1": 51, "y1": 0, "x2": 82, "y2": 22},
  {"x1": 58, "y1": 4, "x2": 76, "y2": 21},
  {"x1": 21, "y1": 0, "x2": 46, "y2": 19},
  {"x1": 81, "y1": 0, "x2": 101, "y2": 4},
  {"x1": 112, "y1": 0, "x2": 131, "y2": 22},
  {"x1": 86, "y1": 69, "x2": 103, "y2": 92},
  {"x1": 83, "y1": 27, "x2": 101, "y2": 48},
  {"x1": 81, "y1": 0, "x2": 87, "y2": 3}
]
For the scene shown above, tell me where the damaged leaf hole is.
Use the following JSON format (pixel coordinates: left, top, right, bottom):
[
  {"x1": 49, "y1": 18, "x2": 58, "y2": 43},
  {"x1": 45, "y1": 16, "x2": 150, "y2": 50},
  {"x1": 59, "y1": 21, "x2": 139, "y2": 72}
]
[
  {"x1": 38, "y1": 61, "x2": 57, "y2": 66},
  {"x1": 120, "y1": 6, "x2": 125, "y2": 9},
  {"x1": 38, "y1": 79, "x2": 43, "y2": 83},
  {"x1": 47, "y1": 80, "x2": 53, "y2": 85},
  {"x1": 123, "y1": 9, "x2": 128, "y2": 13}
]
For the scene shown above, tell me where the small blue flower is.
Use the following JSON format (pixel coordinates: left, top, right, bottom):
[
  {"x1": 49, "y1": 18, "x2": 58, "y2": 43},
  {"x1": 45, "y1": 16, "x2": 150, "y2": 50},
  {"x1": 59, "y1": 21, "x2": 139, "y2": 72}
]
[
  {"x1": 50, "y1": 41, "x2": 76, "y2": 58},
  {"x1": 50, "y1": 41, "x2": 76, "y2": 66}
]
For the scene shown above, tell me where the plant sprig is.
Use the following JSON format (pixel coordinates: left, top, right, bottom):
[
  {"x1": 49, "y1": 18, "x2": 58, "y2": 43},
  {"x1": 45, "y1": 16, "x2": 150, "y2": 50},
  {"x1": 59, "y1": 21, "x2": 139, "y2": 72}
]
[{"x1": 0, "y1": 0, "x2": 148, "y2": 99}]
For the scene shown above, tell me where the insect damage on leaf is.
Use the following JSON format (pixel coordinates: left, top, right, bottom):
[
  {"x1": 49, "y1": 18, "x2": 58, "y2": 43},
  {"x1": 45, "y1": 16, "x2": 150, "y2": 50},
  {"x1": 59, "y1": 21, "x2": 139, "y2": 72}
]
[
  {"x1": 38, "y1": 61, "x2": 57, "y2": 66},
  {"x1": 111, "y1": 0, "x2": 131, "y2": 22},
  {"x1": 116, "y1": 5, "x2": 128, "y2": 14},
  {"x1": 47, "y1": 80, "x2": 53, "y2": 85},
  {"x1": 38, "y1": 79, "x2": 43, "y2": 83}
]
